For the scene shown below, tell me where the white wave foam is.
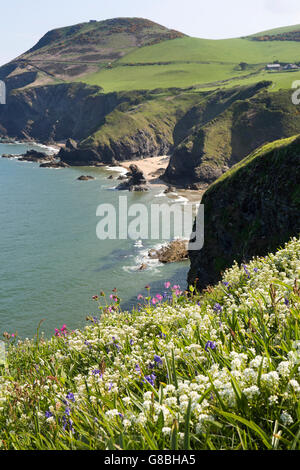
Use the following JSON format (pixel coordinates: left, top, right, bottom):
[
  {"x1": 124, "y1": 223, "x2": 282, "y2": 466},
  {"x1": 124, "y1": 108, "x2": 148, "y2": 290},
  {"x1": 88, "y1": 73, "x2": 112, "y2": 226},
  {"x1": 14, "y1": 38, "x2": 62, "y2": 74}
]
[
  {"x1": 106, "y1": 166, "x2": 128, "y2": 175},
  {"x1": 154, "y1": 191, "x2": 167, "y2": 198},
  {"x1": 172, "y1": 195, "x2": 189, "y2": 204},
  {"x1": 122, "y1": 241, "x2": 163, "y2": 273}
]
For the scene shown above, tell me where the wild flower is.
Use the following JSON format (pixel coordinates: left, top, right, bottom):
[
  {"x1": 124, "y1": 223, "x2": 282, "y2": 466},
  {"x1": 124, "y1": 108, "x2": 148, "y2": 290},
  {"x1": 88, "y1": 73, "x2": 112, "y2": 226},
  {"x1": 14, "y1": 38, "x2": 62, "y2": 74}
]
[{"x1": 0, "y1": 237, "x2": 299, "y2": 450}]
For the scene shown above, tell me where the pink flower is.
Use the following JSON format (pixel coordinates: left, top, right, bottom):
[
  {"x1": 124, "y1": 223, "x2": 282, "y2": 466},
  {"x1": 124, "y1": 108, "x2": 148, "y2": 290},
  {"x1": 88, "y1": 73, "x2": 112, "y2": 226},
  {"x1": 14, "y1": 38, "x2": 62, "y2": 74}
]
[
  {"x1": 164, "y1": 282, "x2": 171, "y2": 289},
  {"x1": 156, "y1": 294, "x2": 163, "y2": 301},
  {"x1": 137, "y1": 294, "x2": 143, "y2": 300},
  {"x1": 173, "y1": 285, "x2": 180, "y2": 290},
  {"x1": 152, "y1": 298, "x2": 157, "y2": 305}
]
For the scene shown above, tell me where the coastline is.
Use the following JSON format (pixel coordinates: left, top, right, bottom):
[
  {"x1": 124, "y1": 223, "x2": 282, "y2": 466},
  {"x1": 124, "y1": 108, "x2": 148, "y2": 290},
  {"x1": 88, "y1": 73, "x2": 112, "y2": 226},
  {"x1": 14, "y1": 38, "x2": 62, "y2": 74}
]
[
  {"x1": 0, "y1": 138, "x2": 204, "y2": 202},
  {"x1": 120, "y1": 155, "x2": 204, "y2": 203}
]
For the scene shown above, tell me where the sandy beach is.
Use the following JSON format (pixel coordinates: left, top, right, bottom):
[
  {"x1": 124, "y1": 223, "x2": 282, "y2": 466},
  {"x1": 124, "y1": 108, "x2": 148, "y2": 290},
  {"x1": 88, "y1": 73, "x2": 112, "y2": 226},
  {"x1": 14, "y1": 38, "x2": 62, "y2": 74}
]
[
  {"x1": 121, "y1": 155, "x2": 170, "y2": 184},
  {"x1": 121, "y1": 155, "x2": 204, "y2": 202}
]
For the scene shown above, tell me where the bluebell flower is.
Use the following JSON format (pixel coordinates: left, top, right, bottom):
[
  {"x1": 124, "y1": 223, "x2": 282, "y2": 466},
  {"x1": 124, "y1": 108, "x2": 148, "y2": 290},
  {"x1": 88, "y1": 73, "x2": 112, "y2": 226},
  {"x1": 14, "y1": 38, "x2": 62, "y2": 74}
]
[
  {"x1": 154, "y1": 355, "x2": 163, "y2": 366},
  {"x1": 143, "y1": 374, "x2": 156, "y2": 386},
  {"x1": 242, "y1": 264, "x2": 250, "y2": 279},
  {"x1": 66, "y1": 392, "x2": 75, "y2": 402},
  {"x1": 205, "y1": 341, "x2": 216, "y2": 352},
  {"x1": 213, "y1": 303, "x2": 222, "y2": 313}
]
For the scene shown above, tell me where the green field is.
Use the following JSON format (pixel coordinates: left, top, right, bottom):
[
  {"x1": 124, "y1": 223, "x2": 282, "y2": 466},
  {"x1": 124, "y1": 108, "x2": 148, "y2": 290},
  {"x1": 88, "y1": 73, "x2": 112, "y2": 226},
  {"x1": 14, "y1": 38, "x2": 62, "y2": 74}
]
[{"x1": 80, "y1": 36, "x2": 300, "y2": 92}]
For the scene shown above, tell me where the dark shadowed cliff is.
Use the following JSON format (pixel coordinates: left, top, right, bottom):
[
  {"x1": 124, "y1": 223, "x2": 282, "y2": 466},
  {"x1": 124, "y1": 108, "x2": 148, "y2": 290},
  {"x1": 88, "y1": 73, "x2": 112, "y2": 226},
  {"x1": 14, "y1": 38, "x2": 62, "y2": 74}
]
[{"x1": 188, "y1": 135, "x2": 300, "y2": 289}]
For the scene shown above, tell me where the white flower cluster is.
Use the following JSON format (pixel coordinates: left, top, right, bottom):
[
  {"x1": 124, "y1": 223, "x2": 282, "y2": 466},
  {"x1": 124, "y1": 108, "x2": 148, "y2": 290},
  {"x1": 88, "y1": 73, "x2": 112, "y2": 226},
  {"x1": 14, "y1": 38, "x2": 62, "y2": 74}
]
[{"x1": 0, "y1": 237, "x2": 299, "y2": 448}]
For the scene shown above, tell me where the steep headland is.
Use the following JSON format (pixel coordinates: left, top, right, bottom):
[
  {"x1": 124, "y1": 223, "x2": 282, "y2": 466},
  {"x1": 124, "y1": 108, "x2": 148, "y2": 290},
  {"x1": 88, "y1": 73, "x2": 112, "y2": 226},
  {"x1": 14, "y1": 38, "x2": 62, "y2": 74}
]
[
  {"x1": 0, "y1": 18, "x2": 185, "y2": 90},
  {"x1": 188, "y1": 135, "x2": 300, "y2": 289}
]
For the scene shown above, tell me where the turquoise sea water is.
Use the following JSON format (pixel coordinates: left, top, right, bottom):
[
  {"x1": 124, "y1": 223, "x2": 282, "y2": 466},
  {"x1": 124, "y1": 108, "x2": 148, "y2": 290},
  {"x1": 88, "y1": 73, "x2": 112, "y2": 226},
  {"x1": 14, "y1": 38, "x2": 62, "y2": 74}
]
[{"x1": 0, "y1": 142, "x2": 189, "y2": 337}]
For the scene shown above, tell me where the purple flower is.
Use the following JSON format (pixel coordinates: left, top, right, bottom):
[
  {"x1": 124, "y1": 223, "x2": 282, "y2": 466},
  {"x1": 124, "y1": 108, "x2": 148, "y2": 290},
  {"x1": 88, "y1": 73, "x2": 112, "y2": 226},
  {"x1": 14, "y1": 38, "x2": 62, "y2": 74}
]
[
  {"x1": 45, "y1": 411, "x2": 53, "y2": 419},
  {"x1": 129, "y1": 339, "x2": 134, "y2": 346},
  {"x1": 143, "y1": 374, "x2": 156, "y2": 386},
  {"x1": 154, "y1": 355, "x2": 163, "y2": 366},
  {"x1": 92, "y1": 369, "x2": 102, "y2": 377},
  {"x1": 66, "y1": 392, "x2": 75, "y2": 403},
  {"x1": 284, "y1": 298, "x2": 290, "y2": 306},
  {"x1": 242, "y1": 264, "x2": 250, "y2": 279},
  {"x1": 205, "y1": 341, "x2": 216, "y2": 352},
  {"x1": 213, "y1": 303, "x2": 222, "y2": 313}
]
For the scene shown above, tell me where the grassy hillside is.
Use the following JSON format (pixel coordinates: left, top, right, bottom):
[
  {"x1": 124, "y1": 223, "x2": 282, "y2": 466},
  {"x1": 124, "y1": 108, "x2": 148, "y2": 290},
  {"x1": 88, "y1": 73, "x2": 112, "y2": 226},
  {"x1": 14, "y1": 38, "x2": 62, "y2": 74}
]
[
  {"x1": 249, "y1": 24, "x2": 300, "y2": 37},
  {"x1": 0, "y1": 18, "x2": 185, "y2": 89},
  {"x1": 81, "y1": 35, "x2": 300, "y2": 92},
  {"x1": 2, "y1": 19, "x2": 300, "y2": 94},
  {"x1": 0, "y1": 237, "x2": 299, "y2": 449},
  {"x1": 188, "y1": 134, "x2": 300, "y2": 289},
  {"x1": 164, "y1": 86, "x2": 300, "y2": 188}
]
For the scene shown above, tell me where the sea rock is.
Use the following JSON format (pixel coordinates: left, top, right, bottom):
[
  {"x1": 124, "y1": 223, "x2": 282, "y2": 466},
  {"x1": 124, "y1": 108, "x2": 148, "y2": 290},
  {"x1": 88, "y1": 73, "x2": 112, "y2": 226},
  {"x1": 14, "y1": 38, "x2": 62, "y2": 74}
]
[
  {"x1": 18, "y1": 150, "x2": 55, "y2": 163},
  {"x1": 116, "y1": 164, "x2": 150, "y2": 191},
  {"x1": 138, "y1": 263, "x2": 148, "y2": 271},
  {"x1": 77, "y1": 175, "x2": 95, "y2": 181},
  {"x1": 148, "y1": 240, "x2": 188, "y2": 263},
  {"x1": 164, "y1": 185, "x2": 176, "y2": 194},
  {"x1": 40, "y1": 161, "x2": 70, "y2": 168},
  {"x1": 59, "y1": 146, "x2": 102, "y2": 166}
]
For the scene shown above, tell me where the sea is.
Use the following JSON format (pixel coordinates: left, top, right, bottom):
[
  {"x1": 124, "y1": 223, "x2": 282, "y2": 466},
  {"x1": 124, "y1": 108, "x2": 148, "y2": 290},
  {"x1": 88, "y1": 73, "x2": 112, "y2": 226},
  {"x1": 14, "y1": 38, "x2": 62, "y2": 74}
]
[{"x1": 0, "y1": 141, "x2": 190, "y2": 337}]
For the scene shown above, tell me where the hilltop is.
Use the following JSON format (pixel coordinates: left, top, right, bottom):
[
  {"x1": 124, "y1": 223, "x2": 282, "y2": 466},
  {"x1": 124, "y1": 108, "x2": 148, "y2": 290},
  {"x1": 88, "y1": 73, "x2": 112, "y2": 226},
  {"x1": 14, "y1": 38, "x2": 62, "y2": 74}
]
[
  {"x1": 2, "y1": 18, "x2": 300, "y2": 93},
  {"x1": 249, "y1": 23, "x2": 300, "y2": 40},
  {"x1": 0, "y1": 17, "x2": 185, "y2": 90}
]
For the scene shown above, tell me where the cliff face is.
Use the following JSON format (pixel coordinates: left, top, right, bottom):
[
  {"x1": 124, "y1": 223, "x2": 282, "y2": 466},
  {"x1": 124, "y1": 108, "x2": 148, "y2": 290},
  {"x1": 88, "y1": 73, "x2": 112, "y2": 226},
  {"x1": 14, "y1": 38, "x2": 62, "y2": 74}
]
[
  {"x1": 2, "y1": 79, "x2": 300, "y2": 195},
  {"x1": 56, "y1": 88, "x2": 209, "y2": 165},
  {"x1": 0, "y1": 83, "x2": 125, "y2": 142},
  {"x1": 164, "y1": 86, "x2": 300, "y2": 188},
  {"x1": 59, "y1": 83, "x2": 272, "y2": 167},
  {"x1": 188, "y1": 135, "x2": 300, "y2": 290}
]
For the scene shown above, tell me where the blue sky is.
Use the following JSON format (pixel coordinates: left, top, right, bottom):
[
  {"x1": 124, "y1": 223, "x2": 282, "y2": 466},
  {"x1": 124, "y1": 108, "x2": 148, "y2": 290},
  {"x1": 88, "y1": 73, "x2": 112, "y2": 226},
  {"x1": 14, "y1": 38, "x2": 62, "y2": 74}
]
[{"x1": 1, "y1": 0, "x2": 300, "y2": 65}]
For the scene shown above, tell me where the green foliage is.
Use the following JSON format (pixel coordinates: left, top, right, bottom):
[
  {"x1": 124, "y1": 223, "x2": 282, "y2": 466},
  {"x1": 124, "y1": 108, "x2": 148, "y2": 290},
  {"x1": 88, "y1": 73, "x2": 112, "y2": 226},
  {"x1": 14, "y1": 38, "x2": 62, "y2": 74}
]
[{"x1": 0, "y1": 238, "x2": 300, "y2": 450}]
